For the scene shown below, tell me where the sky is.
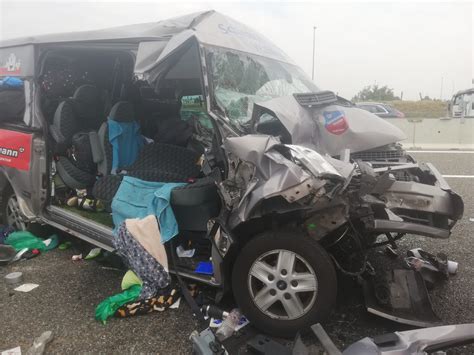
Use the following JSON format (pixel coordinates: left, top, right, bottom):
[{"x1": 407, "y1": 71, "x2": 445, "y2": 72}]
[{"x1": 0, "y1": 0, "x2": 472, "y2": 100}]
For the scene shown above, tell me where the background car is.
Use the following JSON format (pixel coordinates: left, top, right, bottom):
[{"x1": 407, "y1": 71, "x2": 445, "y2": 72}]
[{"x1": 356, "y1": 102, "x2": 405, "y2": 118}]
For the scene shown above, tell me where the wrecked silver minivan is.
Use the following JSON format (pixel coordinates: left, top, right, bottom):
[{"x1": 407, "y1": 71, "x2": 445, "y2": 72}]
[{"x1": 0, "y1": 10, "x2": 463, "y2": 336}]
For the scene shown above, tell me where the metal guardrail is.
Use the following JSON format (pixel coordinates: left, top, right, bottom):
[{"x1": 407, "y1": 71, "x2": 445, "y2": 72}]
[{"x1": 388, "y1": 117, "x2": 474, "y2": 150}]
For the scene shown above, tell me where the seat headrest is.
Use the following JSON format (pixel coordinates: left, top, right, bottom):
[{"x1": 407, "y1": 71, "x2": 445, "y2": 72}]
[
  {"x1": 73, "y1": 85, "x2": 99, "y2": 104},
  {"x1": 108, "y1": 101, "x2": 135, "y2": 122}
]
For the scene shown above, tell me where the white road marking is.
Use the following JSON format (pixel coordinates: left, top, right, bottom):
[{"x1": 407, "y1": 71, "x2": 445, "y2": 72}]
[
  {"x1": 442, "y1": 175, "x2": 474, "y2": 178},
  {"x1": 408, "y1": 150, "x2": 474, "y2": 154}
]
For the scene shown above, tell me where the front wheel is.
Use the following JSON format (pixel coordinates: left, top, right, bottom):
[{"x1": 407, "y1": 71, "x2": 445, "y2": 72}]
[
  {"x1": 2, "y1": 189, "x2": 27, "y2": 231},
  {"x1": 232, "y1": 230, "x2": 337, "y2": 337}
]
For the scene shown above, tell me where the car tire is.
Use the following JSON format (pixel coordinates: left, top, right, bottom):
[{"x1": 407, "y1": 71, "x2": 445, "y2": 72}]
[
  {"x1": 1, "y1": 187, "x2": 50, "y2": 236},
  {"x1": 1, "y1": 187, "x2": 28, "y2": 231},
  {"x1": 232, "y1": 230, "x2": 337, "y2": 337}
]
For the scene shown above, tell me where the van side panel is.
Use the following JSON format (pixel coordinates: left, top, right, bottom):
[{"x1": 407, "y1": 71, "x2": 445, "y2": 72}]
[{"x1": 0, "y1": 45, "x2": 35, "y2": 77}]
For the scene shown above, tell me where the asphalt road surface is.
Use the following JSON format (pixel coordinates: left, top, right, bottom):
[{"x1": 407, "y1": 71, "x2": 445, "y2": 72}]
[{"x1": 1, "y1": 151, "x2": 473, "y2": 354}]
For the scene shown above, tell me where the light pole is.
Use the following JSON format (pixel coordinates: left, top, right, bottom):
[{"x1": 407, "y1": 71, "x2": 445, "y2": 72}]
[{"x1": 312, "y1": 26, "x2": 316, "y2": 81}]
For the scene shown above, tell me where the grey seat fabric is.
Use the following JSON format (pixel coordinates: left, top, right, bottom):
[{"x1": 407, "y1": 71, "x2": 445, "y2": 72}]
[
  {"x1": 72, "y1": 85, "x2": 103, "y2": 130},
  {"x1": 124, "y1": 143, "x2": 201, "y2": 177},
  {"x1": 50, "y1": 85, "x2": 102, "y2": 144},
  {"x1": 97, "y1": 101, "x2": 136, "y2": 176},
  {"x1": 93, "y1": 143, "x2": 201, "y2": 205},
  {"x1": 50, "y1": 85, "x2": 103, "y2": 190},
  {"x1": 56, "y1": 156, "x2": 96, "y2": 190},
  {"x1": 50, "y1": 100, "x2": 77, "y2": 148},
  {"x1": 171, "y1": 177, "x2": 220, "y2": 231}
]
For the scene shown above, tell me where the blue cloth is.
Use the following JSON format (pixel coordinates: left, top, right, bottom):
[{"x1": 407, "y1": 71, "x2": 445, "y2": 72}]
[
  {"x1": 111, "y1": 176, "x2": 186, "y2": 243},
  {"x1": 0, "y1": 77, "x2": 23, "y2": 89},
  {"x1": 108, "y1": 120, "x2": 144, "y2": 173}
]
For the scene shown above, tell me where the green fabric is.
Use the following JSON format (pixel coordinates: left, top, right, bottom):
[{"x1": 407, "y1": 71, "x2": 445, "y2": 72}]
[
  {"x1": 121, "y1": 270, "x2": 143, "y2": 290},
  {"x1": 95, "y1": 284, "x2": 142, "y2": 324},
  {"x1": 5, "y1": 231, "x2": 58, "y2": 252},
  {"x1": 85, "y1": 247, "x2": 102, "y2": 260}
]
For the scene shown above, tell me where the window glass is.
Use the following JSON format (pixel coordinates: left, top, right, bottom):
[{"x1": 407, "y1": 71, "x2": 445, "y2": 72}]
[
  {"x1": 181, "y1": 95, "x2": 213, "y2": 129},
  {"x1": 207, "y1": 47, "x2": 318, "y2": 127},
  {"x1": 374, "y1": 105, "x2": 388, "y2": 114},
  {"x1": 0, "y1": 76, "x2": 26, "y2": 125}
]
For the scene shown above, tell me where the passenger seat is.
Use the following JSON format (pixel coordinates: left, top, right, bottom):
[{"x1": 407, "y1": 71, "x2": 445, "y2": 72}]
[
  {"x1": 50, "y1": 85, "x2": 104, "y2": 190},
  {"x1": 96, "y1": 101, "x2": 143, "y2": 176}
]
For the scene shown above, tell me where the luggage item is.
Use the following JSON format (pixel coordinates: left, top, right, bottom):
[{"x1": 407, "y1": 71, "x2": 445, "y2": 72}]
[{"x1": 69, "y1": 132, "x2": 96, "y2": 174}]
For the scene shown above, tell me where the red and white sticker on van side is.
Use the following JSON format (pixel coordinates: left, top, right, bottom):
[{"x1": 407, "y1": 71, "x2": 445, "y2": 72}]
[{"x1": 0, "y1": 129, "x2": 32, "y2": 171}]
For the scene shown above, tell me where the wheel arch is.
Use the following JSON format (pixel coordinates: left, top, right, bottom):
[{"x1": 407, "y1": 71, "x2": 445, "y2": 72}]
[{"x1": 0, "y1": 170, "x2": 14, "y2": 220}]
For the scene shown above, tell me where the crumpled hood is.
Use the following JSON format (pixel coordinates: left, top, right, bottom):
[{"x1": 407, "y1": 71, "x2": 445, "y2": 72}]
[{"x1": 252, "y1": 96, "x2": 407, "y2": 156}]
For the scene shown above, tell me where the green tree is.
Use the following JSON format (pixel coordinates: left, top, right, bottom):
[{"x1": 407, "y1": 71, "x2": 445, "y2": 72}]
[{"x1": 352, "y1": 85, "x2": 399, "y2": 102}]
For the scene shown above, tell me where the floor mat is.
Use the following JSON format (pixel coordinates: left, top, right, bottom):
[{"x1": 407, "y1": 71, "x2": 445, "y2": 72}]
[{"x1": 61, "y1": 205, "x2": 114, "y2": 228}]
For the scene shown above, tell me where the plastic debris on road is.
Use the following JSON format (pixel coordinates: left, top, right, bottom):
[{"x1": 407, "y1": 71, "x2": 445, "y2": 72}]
[
  {"x1": 5, "y1": 232, "x2": 58, "y2": 252},
  {"x1": 121, "y1": 270, "x2": 142, "y2": 290},
  {"x1": 85, "y1": 248, "x2": 102, "y2": 260},
  {"x1": 95, "y1": 284, "x2": 142, "y2": 324},
  {"x1": 14, "y1": 283, "x2": 39, "y2": 292},
  {"x1": 26, "y1": 331, "x2": 53, "y2": 355},
  {"x1": 1, "y1": 346, "x2": 21, "y2": 355},
  {"x1": 5, "y1": 272, "x2": 23, "y2": 284},
  {"x1": 71, "y1": 254, "x2": 83, "y2": 262}
]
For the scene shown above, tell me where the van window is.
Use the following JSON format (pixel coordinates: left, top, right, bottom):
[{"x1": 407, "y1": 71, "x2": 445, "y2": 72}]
[
  {"x1": 181, "y1": 95, "x2": 212, "y2": 129},
  {"x1": 0, "y1": 77, "x2": 26, "y2": 125}
]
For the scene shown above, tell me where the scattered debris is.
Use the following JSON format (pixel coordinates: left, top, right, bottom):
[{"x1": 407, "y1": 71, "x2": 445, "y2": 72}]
[
  {"x1": 246, "y1": 334, "x2": 291, "y2": 355},
  {"x1": 5, "y1": 272, "x2": 23, "y2": 285},
  {"x1": 469, "y1": 217, "x2": 474, "y2": 222},
  {"x1": 195, "y1": 261, "x2": 213, "y2": 275},
  {"x1": 58, "y1": 241, "x2": 72, "y2": 250},
  {"x1": 176, "y1": 245, "x2": 195, "y2": 258},
  {"x1": 121, "y1": 270, "x2": 143, "y2": 290},
  {"x1": 11, "y1": 248, "x2": 28, "y2": 263},
  {"x1": 84, "y1": 248, "x2": 101, "y2": 260},
  {"x1": 20, "y1": 249, "x2": 41, "y2": 261},
  {"x1": 311, "y1": 323, "x2": 474, "y2": 355},
  {"x1": 404, "y1": 248, "x2": 458, "y2": 287},
  {"x1": 14, "y1": 283, "x2": 39, "y2": 293},
  {"x1": 0, "y1": 245, "x2": 17, "y2": 265},
  {"x1": 71, "y1": 254, "x2": 83, "y2": 262},
  {"x1": 216, "y1": 309, "x2": 242, "y2": 341},
  {"x1": 4, "y1": 232, "x2": 58, "y2": 252},
  {"x1": 26, "y1": 331, "x2": 53, "y2": 355},
  {"x1": 190, "y1": 328, "x2": 223, "y2": 355},
  {"x1": 169, "y1": 297, "x2": 181, "y2": 309},
  {"x1": 363, "y1": 269, "x2": 440, "y2": 327},
  {"x1": 1, "y1": 346, "x2": 21, "y2": 355}
]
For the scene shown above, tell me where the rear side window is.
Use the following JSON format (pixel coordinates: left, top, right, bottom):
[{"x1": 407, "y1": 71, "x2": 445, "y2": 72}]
[
  {"x1": 374, "y1": 105, "x2": 388, "y2": 114},
  {"x1": 360, "y1": 104, "x2": 377, "y2": 113},
  {"x1": 0, "y1": 77, "x2": 26, "y2": 124}
]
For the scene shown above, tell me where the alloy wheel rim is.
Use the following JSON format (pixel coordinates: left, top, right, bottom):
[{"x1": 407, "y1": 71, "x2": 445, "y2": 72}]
[
  {"x1": 248, "y1": 249, "x2": 318, "y2": 320},
  {"x1": 6, "y1": 194, "x2": 27, "y2": 231}
]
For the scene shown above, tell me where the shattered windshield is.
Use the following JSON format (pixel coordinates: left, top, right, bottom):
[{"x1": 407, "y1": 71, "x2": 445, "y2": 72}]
[{"x1": 207, "y1": 47, "x2": 318, "y2": 126}]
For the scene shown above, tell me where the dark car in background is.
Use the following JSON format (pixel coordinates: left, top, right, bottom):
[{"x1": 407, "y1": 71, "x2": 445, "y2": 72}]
[{"x1": 356, "y1": 102, "x2": 405, "y2": 118}]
